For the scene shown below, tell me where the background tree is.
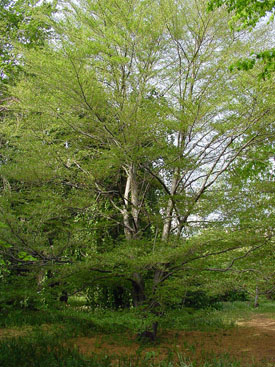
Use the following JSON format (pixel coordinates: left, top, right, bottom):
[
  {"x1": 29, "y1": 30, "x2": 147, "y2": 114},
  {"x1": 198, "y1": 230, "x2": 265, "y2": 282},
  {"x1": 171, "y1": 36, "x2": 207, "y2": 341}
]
[
  {"x1": 0, "y1": 0, "x2": 55, "y2": 99},
  {"x1": 208, "y1": 0, "x2": 275, "y2": 78}
]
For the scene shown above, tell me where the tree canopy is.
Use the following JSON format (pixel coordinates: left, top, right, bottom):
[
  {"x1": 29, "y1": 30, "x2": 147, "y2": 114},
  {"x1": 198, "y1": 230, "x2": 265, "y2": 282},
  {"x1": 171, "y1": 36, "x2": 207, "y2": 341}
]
[
  {"x1": 208, "y1": 0, "x2": 275, "y2": 27},
  {"x1": 208, "y1": 0, "x2": 275, "y2": 78},
  {"x1": 0, "y1": 0, "x2": 274, "y2": 326}
]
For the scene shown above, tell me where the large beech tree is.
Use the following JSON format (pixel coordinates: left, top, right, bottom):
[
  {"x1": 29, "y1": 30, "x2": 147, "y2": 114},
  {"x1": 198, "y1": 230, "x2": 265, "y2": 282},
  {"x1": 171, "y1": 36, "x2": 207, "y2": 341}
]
[{"x1": 1, "y1": 0, "x2": 274, "y2": 331}]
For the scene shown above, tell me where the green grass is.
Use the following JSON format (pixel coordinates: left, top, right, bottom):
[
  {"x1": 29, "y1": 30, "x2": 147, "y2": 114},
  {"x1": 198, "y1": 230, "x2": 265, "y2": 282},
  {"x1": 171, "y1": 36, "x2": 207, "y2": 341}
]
[
  {"x1": 160, "y1": 308, "x2": 234, "y2": 331},
  {"x1": 221, "y1": 300, "x2": 275, "y2": 321},
  {"x1": 0, "y1": 308, "x2": 97, "y2": 337},
  {"x1": 251, "y1": 301, "x2": 275, "y2": 315},
  {"x1": 1, "y1": 300, "x2": 274, "y2": 336},
  {"x1": 159, "y1": 300, "x2": 268, "y2": 332},
  {"x1": 0, "y1": 335, "x2": 112, "y2": 367},
  {"x1": 0, "y1": 335, "x2": 249, "y2": 367},
  {"x1": 0, "y1": 300, "x2": 274, "y2": 367},
  {"x1": 0, "y1": 307, "x2": 142, "y2": 337}
]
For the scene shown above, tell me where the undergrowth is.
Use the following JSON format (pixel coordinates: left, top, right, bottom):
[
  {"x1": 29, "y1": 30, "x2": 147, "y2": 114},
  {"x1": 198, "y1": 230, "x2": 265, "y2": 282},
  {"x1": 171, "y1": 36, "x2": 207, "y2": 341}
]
[{"x1": 1, "y1": 300, "x2": 275, "y2": 335}]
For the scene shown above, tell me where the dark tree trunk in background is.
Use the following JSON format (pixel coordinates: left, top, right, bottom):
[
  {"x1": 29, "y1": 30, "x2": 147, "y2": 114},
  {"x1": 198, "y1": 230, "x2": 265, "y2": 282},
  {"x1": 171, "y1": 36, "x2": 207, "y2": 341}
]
[
  {"x1": 254, "y1": 286, "x2": 259, "y2": 308},
  {"x1": 138, "y1": 321, "x2": 159, "y2": 342},
  {"x1": 132, "y1": 276, "x2": 145, "y2": 307}
]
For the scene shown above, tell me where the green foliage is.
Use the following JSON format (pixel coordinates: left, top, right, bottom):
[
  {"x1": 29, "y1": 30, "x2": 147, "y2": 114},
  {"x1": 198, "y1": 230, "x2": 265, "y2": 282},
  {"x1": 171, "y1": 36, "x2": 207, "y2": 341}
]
[
  {"x1": 208, "y1": 0, "x2": 275, "y2": 78},
  {"x1": 229, "y1": 50, "x2": 275, "y2": 79},
  {"x1": 208, "y1": 0, "x2": 275, "y2": 27},
  {"x1": 0, "y1": 0, "x2": 55, "y2": 84},
  {"x1": 0, "y1": 0, "x2": 274, "y2": 322}
]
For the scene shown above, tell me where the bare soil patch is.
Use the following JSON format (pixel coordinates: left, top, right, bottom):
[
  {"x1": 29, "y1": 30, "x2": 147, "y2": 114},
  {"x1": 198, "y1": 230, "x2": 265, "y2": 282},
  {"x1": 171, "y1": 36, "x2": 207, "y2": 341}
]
[
  {"x1": 237, "y1": 313, "x2": 275, "y2": 331},
  {"x1": 0, "y1": 324, "x2": 57, "y2": 339},
  {"x1": 0, "y1": 327, "x2": 30, "y2": 338}
]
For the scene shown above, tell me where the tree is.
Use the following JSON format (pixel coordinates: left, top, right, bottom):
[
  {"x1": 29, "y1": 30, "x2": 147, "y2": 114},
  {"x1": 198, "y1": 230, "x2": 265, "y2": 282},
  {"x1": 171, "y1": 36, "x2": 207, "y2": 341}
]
[
  {"x1": 1, "y1": 0, "x2": 274, "y2": 336},
  {"x1": 208, "y1": 0, "x2": 275, "y2": 78}
]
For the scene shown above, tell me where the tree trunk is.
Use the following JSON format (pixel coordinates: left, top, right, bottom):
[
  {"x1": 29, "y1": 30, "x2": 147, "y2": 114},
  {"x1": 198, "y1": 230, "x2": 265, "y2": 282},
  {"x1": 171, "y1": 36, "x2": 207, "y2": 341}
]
[
  {"x1": 137, "y1": 321, "x2": 159, "y2": 342},
  {"x1": 254, "y1": 286, "x2": 259, "y2": 308},
  {"x1": 130, "y1": 164, "x2": 139, "y2": 236},
  {"x1": 122, "y1": 165, "x2": 144, "y2": 308},
  {"x1": 132, "y1": 274, "x2": 145, "y2": 307},
  {"x1": 122, "y1": 172, "x2": 132, "y2": 240},
  {"x1": 153, "y1": 171, "x2": 180, "y2": 292}
]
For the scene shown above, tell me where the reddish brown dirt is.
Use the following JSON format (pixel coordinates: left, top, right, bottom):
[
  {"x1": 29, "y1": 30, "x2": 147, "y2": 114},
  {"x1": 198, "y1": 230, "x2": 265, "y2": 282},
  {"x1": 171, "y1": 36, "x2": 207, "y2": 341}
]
[{"x1": 71, "y1": 315, "x2": 275, "y2": 366}]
